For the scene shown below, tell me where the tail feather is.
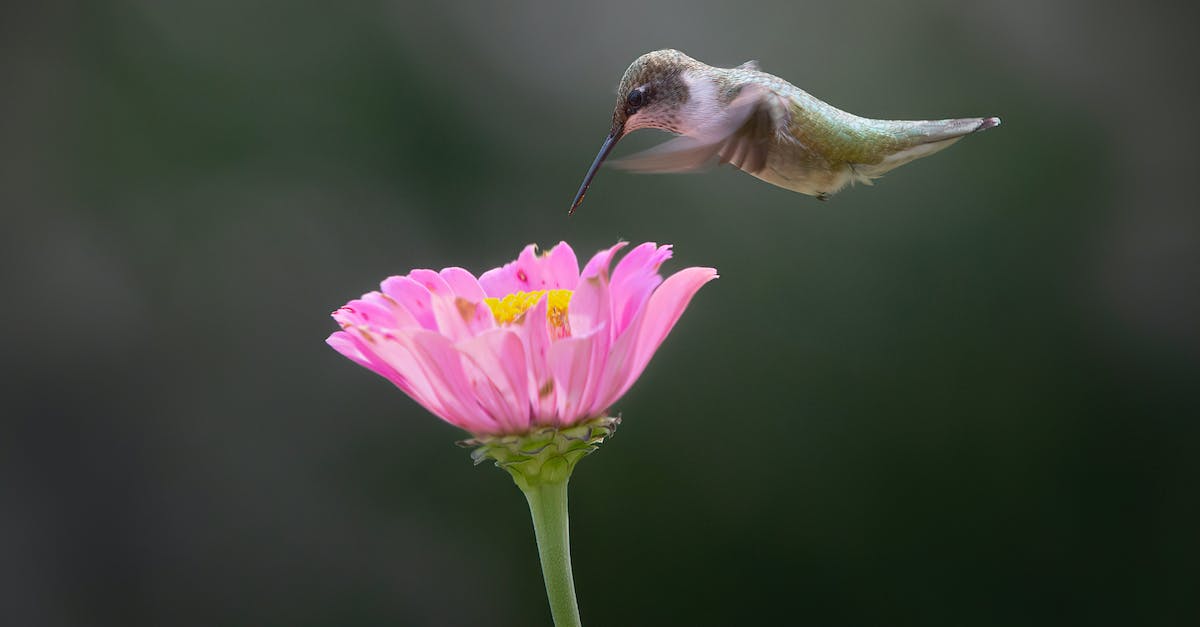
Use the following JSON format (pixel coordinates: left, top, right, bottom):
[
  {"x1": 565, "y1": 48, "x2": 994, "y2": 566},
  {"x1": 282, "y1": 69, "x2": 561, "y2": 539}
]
[
  {"x1": 852, "y1": 116, "x2": 1000, "y2": 180},
  {"x1": 911, "y1": 116, "x2": 1001, "y2": 143}
]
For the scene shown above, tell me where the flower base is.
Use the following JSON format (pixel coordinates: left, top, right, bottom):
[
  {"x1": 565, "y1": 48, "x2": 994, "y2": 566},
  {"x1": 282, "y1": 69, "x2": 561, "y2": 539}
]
[{"x1": 458, "y1": 416, "x2": 620, "y2": 491}]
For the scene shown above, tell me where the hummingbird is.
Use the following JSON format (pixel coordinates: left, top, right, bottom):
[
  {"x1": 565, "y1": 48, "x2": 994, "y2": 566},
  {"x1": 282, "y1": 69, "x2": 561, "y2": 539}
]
[{"x1": 568, "y1": 49, "x2": 1000, "y2": 214}]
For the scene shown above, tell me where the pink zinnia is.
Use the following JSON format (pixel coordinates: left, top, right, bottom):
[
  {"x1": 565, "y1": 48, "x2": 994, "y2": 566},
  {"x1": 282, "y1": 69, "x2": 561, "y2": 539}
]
[{"x1": 327, "y1": 242, "x2": 717, "y2": 436}]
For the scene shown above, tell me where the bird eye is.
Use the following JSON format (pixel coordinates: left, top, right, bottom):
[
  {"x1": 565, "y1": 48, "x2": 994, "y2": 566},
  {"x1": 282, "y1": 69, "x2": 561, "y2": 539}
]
[{"x1": 626, "y1": 89, "x2": 645, "y2": 110}]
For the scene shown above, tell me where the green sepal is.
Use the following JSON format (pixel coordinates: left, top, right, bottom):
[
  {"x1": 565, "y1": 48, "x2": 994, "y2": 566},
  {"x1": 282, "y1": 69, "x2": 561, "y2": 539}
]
[{"x1": 457, "y1": 416, "x2": 620, "y2": 490}]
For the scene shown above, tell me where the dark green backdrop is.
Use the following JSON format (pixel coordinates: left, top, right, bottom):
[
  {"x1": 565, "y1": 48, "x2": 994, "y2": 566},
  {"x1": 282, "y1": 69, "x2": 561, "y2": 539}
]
[{"x1": 5, "y1": 1, "x2": 1198, "y2": 625}]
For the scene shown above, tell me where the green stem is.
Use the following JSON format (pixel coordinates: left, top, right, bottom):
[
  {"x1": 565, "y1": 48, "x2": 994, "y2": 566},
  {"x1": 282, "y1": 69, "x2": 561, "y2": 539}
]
[
  {"x1": 464, "y1": 418, "x2": 618, "y2": 626},
  {"x1": 521, "y1": 478, "x2": 582, "y2": 627}
]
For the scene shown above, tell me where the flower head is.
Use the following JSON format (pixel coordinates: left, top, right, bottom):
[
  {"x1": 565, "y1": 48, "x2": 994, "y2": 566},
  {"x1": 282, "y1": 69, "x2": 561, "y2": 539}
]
[{"x1": 327, "y1": 242, "x2": 716, "y2": 436}]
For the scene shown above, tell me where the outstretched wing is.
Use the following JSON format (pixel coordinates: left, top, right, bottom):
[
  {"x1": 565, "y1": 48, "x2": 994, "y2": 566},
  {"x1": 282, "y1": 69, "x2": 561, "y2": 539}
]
[{"x1": 611, "y1": 85, "x2": 789, "y2": 175}]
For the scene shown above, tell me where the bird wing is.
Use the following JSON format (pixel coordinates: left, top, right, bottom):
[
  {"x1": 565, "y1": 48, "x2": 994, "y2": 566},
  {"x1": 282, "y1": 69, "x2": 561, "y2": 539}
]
[{"x1": 611, "y1": 85, "x2": 789, "y2": 176}]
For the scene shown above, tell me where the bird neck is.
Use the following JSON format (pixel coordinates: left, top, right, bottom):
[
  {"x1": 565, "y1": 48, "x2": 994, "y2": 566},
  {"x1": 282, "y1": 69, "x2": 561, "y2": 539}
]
[{"x1": 676, "y1": 69, "x2": 726, "y2": 136}]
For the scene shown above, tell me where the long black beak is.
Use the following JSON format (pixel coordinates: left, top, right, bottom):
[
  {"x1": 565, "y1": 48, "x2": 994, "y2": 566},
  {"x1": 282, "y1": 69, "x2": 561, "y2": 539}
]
[{"x1": 568, "y1": 125, "x2": 624, "y2": 215}]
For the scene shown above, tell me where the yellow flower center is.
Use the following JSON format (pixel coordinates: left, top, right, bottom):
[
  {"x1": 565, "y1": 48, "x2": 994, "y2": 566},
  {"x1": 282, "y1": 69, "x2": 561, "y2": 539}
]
[{"x1": 484, "y1": 290, "x2": 573, "y2": 331}]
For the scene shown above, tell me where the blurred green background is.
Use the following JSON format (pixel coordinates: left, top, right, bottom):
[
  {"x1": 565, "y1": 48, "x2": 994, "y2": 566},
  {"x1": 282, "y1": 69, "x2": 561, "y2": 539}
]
[{"x1": 4, "y1": 1, "x2": 1198, "y2": 625}]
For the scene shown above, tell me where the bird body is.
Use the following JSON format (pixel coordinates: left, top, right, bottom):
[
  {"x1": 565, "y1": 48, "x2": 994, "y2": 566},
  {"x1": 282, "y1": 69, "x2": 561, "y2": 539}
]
[{"x1": 569, "y1": 49, "x2": 1000, "y2": 213}]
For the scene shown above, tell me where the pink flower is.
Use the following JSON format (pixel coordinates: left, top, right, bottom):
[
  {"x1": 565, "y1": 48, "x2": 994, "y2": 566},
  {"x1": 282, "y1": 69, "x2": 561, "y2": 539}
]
[{"x1": 327, "y1": 242, "x2": 717, "y2": 436}]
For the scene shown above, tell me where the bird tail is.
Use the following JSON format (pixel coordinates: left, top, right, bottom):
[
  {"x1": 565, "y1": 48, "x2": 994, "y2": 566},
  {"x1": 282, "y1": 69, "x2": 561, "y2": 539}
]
[
  {"x1": 915, "y1": 116, "x2": 1002, "y2": 141},
  {"x1": 852, "y1": 116, "x2": 1001, "y2": 180}
]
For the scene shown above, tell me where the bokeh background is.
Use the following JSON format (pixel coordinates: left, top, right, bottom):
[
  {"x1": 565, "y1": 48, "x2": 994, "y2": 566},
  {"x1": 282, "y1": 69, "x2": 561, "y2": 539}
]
[{"x1": 5, "y1": 1, "x2": 1198, "y2": 625}]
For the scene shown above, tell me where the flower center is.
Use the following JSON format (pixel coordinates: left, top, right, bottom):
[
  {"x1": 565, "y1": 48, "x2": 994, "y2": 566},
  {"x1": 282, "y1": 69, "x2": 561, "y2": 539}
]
[{"x1": 484, "y1": 290, "x2": 573, "y2": 332}]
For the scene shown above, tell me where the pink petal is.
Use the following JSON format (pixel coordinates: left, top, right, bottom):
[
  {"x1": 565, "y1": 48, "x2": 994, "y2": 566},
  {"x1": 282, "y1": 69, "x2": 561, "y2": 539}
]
[
  {"x1": 439, "y1": 267, "x2": 488, "y2": 302},
  {"x1": 478, "y1": 243, "x2": 580, "y2": 296},
  {"x1": 628, "y1": 266, "x2": 718, "y2": 377},
  {"x1": 609, "y1": 243, "x2": 673, "y2": 336},
  {"x1": 331, "y1": 297, "x2": 395, "y2": 329},
  {"x1": 543, "y1": 241, "x2": 581, "y2": 289},
  {"x1": 591, "y1": 266, "x2": 717, "y2": 414},
  {"x1": 511, "y1": 244, "x2": 544, "y2": 289},
  {"x1": 332, "y1": 293, "x2": 422, "y2": 331},
  {"x1": 362, "y1": 291, "x2": 423, "y2": 329},
  {"x1": 408, "y1": 269, "x2": 453, "y2": 300},
  {"x1": 402, "y1": 330, "x2": 501, "y2": 434},
  {"x1": 477, "y1": 246, "x2": 531, "y2": 296},
  {"x1": 612, "y1": 272, "x2": 663, "y2": 337},
  {"x1": 611, "y1": 242, "x2": 672, "y2": 286},
  {"x1": 548, "y1": 334, "x2": 594, "y2": 424},
  {"x1": 586, "y1": 314, "x2": 641, "y2": 418},
  {"x1": 567, "y1": 274, "x2": 613, "y2": 417},
  {"x1": 326, "y1": 330, "x2": 376, "y2": 372},
  {"x1": 413, "y1": 268, "x2": 494, "y2": 341},
  {"x1": 380, "y1": 276, "x2": 437, "y2": 331},
  {"x1": 511, "y1": 295, "x2": 557, "y2": 418},
  {"x1": 567, "y1": 274, "x2": 611, "y2": 339},
  {"x1": 580, "y1": 325, "x2": 613, "y2": 425},
  {"x1": 445, "y1": 297, "x2": 496, "y2": 340},
  {"x1": 457, "y1": 329, "x2": 530, "y2": 433},
  {"x1": 579, "y1": 241, "x2": 628, "y2": 281},
  {"x1": 327, "y1": 329, "x2": 453, "y2": 425}
]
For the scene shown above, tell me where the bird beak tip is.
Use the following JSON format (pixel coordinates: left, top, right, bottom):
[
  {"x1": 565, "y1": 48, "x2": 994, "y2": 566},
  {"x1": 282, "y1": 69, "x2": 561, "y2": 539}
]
[{"x1": 567, "y1": 126, "x2": 624, "y2": 217}]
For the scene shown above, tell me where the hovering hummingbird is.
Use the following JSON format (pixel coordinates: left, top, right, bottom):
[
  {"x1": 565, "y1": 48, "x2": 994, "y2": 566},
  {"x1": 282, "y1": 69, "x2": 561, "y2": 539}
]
[{"x1": 568, "y1": 49, "x2": 1000, "y2": 214}]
